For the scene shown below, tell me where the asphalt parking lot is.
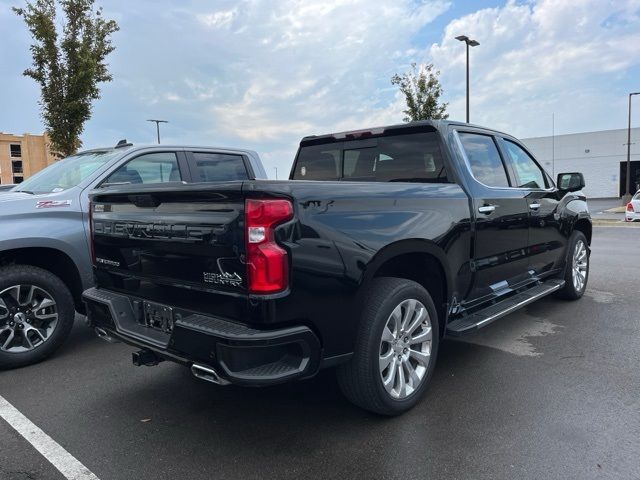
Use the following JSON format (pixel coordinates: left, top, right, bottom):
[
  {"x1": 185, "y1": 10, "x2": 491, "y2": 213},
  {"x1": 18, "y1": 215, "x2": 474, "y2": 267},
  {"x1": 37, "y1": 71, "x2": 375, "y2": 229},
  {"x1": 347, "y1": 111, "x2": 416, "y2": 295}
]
[{"x1": 1, "y1": 225, "x2": 639, "y2": 480}]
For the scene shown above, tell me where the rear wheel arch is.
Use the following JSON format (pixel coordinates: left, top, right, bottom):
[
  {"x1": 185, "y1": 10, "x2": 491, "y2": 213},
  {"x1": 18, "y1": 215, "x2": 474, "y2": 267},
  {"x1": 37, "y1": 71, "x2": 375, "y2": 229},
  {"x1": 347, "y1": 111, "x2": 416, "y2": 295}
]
[
  {"x1": 0, "y1": 247, "x2": 85, "y2": 314},
  {"x1": 362, "y1": 241, "x2": 451, "y2": 336}
]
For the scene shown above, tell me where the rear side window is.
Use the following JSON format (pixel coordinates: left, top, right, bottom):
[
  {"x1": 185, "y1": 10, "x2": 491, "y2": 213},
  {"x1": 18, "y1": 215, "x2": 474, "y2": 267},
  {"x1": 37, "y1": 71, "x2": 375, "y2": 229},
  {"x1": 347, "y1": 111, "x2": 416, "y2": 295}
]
[
  {"x1": 104, "y1": 152, "x2": 181, "y2": 186},
  {"x1": 292, "y1": 132, "x2": 450, "y2": 183},
  {"x1": 190, "y1": 152, "x2": 248, "y2": 182},
  {"x1": 458, "y1": 133, "x2": 510, "y2": 188}
]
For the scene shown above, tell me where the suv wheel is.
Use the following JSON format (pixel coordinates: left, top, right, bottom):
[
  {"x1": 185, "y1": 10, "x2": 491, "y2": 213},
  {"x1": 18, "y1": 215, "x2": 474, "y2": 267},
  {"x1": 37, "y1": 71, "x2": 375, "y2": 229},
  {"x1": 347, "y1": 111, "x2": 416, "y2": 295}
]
[
  {"x1": 556, "y1": 231, "x2": 590, "y2": 300},
  {"x1": 0, "y1": 265, "x2": 75, "y2": 369},
  {"x1": 337, "y1": 277, "x2": 439, "y2": 415}
]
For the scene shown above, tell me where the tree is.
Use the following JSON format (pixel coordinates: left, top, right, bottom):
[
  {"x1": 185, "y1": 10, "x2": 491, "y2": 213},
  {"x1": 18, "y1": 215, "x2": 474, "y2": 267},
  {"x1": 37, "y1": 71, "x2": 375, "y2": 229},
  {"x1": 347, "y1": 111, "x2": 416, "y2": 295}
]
[
  {"x1": 391, "y1": 63, "x2": 448, "y2": 122},
  {"x1": 14, "y1": 0, "x2": 119, "y2": 157}
]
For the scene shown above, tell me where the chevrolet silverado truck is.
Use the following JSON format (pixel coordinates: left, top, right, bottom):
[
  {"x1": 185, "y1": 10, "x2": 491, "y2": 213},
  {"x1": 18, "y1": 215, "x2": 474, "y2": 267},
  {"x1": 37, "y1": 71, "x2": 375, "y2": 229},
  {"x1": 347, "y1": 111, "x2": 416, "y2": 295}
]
[
  {"x1": 0, "y1": 143, "x2": 267, "y2": 369},
  {"x1": 83, "y1": 120, "x2": 591, "y2": 415}
]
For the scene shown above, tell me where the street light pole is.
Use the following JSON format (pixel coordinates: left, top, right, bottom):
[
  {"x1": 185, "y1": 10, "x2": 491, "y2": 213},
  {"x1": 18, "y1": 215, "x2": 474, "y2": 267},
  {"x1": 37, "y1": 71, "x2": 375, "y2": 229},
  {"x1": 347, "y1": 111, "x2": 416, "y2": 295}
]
[
  {"x1": 274, "y1": 167, "x2": 278, "y2": 180},
  {"x1": 623, "y1": 93, "x2": 639, "y2": 203},
  {"x1": 147, "y1": 119, "x2": 168, "y2": 144},
  {"x1": 552, "y1": 112, "x2": 555, "y2": 178},
  {"x1": 455, "y1": 35, "x2": 479, "y2": 123}
]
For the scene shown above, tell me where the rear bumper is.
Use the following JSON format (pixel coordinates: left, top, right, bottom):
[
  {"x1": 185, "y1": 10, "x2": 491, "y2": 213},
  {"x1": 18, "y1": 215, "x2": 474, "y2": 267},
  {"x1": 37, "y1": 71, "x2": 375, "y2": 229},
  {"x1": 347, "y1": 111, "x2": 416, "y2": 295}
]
[
  {"x1": 625, "y1": 211, "x2": 640, "y2": 222},
  {"x1": 82, "y1": 287, "x2": 322, "y2": 386}
]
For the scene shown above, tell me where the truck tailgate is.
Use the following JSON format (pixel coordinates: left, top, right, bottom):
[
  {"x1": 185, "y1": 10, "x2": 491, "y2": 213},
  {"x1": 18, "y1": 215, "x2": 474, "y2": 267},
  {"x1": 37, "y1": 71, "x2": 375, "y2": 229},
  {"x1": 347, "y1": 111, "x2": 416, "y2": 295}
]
[{"x1": 90, "y1": 183, "x2": 247, "y2": 303}]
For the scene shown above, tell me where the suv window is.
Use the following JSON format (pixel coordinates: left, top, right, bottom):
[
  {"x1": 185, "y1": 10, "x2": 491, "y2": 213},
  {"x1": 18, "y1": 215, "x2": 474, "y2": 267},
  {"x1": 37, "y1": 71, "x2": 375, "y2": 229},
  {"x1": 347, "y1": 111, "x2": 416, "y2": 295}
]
[
  {"x1": 293, "y1": 132, "x2": 450, "y2": 183},
  {"x1": 190, "y1": 152, "x2": 249, "y2": 182},
  {"x1": 105, "y1": 152, "x2": 180, "y2": 186},
  {"x1": 502, "y1": 140, "x2": 546, "y2": 189},
  {"x1": 458, "y1": 132, "x2": 510, "y2": 188}
]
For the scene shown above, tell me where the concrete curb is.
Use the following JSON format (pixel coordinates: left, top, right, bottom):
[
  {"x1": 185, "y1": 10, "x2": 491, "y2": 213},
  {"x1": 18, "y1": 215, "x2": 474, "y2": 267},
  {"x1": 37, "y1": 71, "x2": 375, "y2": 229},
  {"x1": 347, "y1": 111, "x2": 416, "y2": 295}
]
[
  {"x1": 592, "y1": 219, "x2": 640, "y2": 227},
  {"x1": 604, "y1": 206, "x2": 627, "y2": 213}
]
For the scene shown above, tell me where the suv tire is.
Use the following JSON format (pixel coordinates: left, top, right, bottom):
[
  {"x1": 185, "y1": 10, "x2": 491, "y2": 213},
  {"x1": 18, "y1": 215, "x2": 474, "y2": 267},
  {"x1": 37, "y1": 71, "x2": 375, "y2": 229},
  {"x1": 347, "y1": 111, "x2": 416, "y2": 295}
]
[{"x1": 0, "y1": 265, "x2": 75, "y2": 369}]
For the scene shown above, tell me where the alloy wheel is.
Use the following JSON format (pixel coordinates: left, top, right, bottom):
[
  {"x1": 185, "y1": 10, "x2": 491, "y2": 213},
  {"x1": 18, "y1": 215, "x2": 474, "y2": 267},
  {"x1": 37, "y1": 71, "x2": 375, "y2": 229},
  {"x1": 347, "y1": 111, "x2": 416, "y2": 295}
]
[
  {"x1": 378, "y1": 299, "x2": 432, "y2": 399},
  {"x1": 572, "y1": 240, "x2": 588, "y2": 293},
  {"x1": 0, "y1": 284, "x2": 59, "y2": 353}
]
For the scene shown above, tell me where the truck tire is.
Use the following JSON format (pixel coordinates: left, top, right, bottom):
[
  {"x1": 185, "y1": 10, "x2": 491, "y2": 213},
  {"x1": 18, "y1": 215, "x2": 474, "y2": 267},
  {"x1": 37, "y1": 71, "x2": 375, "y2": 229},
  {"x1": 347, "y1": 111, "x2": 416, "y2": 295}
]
[
  {"x1": 0, "y1": 265, "x2": 75, "y2": 369},
  {"x1": 337, "y1": 277, "x2": 439, "y2": 416},
  {"x1": 556, "y1": 231, "x2": 590, "y2": 300}
]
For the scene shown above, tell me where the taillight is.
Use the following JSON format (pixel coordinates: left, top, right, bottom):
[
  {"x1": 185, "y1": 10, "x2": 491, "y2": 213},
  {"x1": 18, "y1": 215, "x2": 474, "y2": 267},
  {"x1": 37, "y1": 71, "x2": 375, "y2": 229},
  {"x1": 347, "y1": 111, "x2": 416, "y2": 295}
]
[
  {"x1": 245, "y1": 199, "x2": 293, "y2": 294},
  {"x1": 627, "y1": 203, "x2": 634, "y2": 212}
]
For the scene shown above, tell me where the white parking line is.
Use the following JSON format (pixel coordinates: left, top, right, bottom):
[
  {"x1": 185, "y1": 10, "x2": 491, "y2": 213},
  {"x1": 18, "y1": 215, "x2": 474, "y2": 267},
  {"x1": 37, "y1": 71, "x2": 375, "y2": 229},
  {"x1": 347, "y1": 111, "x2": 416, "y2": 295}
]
[{"x1": 0, "y1": 394, "x2": 99, "y2": 480}]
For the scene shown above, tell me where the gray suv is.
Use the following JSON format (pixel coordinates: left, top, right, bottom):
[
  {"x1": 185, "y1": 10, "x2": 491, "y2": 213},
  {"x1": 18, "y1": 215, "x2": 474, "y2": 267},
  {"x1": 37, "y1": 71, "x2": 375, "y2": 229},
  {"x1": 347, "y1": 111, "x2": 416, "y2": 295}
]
[{"x1": 0, "y1": 143, "x2": 267, "y2": 368}]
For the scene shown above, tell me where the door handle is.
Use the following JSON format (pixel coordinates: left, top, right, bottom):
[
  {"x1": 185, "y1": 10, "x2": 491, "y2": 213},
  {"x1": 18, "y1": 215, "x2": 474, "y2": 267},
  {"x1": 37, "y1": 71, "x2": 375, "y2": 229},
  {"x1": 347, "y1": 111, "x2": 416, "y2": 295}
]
[
  {"x1": 529, "y1": 203, "x2": 541, "y2": 210},
  {"x1": 478, "y1": 205, "x2": 496, "y2": 214}
]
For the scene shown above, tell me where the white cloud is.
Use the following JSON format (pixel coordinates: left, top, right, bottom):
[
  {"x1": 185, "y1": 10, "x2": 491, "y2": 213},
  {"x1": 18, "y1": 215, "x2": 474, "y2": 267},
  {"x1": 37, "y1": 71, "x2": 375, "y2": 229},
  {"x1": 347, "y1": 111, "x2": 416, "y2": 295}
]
[
  {"x1": 3, "y1": 0, "x2": 640, "y2": 179},
  {"x1": 429, "y1": 0, "x2": 640, "y2": 138},
  {"x1": 185, "y1": 0, "x2": 452, "y2": 174},
  {"x1": 198, "y1": 10, "x2": 236, "y2": 28}
]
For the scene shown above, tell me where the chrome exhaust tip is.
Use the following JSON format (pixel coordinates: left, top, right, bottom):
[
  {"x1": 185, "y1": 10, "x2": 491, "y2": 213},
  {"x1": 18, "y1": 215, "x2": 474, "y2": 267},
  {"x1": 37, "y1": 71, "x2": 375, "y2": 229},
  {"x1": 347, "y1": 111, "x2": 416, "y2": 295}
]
[
  {"x1": 191, "y1": 364, "x2": 230, "y2": 386},
  {"x1": 95, "y1": 327, "x2": 119, "y2": 343}
]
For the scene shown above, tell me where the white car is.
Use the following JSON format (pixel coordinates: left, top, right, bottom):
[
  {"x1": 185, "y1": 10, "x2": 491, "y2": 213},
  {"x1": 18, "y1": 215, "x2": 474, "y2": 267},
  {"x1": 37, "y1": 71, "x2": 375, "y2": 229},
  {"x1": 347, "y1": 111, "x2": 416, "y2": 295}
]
[{"x1": 626, "y1": 192, "x2": 640, "y2": 222}]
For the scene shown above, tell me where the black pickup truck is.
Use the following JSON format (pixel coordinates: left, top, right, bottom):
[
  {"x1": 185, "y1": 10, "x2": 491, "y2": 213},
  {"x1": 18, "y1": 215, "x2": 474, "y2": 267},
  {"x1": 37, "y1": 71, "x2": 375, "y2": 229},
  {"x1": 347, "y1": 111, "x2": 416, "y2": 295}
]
[{"x1": 83, "y1": 120, "x2": 591, "y2": 415}]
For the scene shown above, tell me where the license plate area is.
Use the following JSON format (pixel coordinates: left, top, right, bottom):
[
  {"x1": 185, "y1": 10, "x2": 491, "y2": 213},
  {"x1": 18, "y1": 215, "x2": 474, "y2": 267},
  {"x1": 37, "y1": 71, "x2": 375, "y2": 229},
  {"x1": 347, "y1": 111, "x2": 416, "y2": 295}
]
[{"x1": 142, "y1": 301, "x2": 174, "y2": 333}]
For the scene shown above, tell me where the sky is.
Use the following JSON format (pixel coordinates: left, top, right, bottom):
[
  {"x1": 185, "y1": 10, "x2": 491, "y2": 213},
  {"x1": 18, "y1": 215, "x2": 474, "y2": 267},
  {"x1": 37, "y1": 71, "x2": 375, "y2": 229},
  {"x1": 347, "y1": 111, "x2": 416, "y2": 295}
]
[{"x1": 1, "y1": 0, "x2": 639, "y2": 178}]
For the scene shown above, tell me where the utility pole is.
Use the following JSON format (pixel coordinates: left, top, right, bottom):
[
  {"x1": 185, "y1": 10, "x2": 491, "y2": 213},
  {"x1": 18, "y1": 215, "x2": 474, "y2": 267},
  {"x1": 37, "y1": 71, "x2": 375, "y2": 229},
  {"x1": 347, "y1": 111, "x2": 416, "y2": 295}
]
[
  {"x1": 147, "y1": 119, "x2": 168, "y2": 144},
  {"x1": 623, "y1": 93, "x2": 639, "y2": 203},
  {"x1": 552, "y1": 113, "x2": 555, "y2": 178},
  {"x1": 274, "y1": 167, "x2": 278, "y2": 180},
  {"x1": 455, "y1": 35, "x2": 480, "y2": 123}
]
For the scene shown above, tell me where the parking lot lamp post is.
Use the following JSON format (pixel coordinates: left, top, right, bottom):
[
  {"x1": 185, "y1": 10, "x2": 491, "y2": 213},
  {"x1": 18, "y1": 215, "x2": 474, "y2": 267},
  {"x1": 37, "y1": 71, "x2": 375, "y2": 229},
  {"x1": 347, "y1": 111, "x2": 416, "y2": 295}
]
[
  {"x1": 623, "y1": 92, "x2": 640, "y2": 203},
  {"x1": 147, "y1": 119, "x2": 168, "y2": 144},
  {"x1": 455, "y1": 35, "x2": 480, "y2": 123}
]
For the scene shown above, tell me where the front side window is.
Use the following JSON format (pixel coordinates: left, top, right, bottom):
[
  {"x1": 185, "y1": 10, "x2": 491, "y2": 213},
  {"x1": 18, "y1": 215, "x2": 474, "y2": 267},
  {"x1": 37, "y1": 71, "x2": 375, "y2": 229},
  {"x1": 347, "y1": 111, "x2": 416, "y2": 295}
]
[
  {"x1": 104, "y1": 152, "x2": 180, "y2": 186},
  {"x1": 458, "y1": 132, "x2": 510, "y2": 188},
  {"x1": 190, "y1": 152, "x2": 248, "y2": 182},
  {"x1": 502, "y1": 140, "x2": 546, "y2": 189}
]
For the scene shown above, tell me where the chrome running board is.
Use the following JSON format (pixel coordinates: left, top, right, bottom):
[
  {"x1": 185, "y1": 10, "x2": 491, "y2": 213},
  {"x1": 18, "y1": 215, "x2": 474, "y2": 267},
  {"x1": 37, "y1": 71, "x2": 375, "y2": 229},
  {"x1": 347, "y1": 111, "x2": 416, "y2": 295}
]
[{"x1": 446, "y1": 279, "x2": 565, "y2": 336}]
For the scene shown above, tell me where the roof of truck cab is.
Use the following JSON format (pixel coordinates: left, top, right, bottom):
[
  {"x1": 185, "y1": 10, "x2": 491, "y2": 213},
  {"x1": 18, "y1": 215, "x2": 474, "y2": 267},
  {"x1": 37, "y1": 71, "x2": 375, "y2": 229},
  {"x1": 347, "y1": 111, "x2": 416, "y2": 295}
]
[
  {"x1": 76, "y1": 144, "x2": 261, "y2": 157},
  {"x1": 300, "y1": 120, "x2": 514, "y2": 144}
]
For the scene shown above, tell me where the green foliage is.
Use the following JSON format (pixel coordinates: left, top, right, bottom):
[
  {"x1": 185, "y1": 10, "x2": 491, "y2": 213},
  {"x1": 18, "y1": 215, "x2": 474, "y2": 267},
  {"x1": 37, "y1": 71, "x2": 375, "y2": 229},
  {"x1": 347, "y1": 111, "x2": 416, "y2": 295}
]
[
  {"x1": 391, "y1": 63, "x2": 448, "y2": 122},
  {"x1": 14, "y1": 0, "x2": 119, "y2": 157}
]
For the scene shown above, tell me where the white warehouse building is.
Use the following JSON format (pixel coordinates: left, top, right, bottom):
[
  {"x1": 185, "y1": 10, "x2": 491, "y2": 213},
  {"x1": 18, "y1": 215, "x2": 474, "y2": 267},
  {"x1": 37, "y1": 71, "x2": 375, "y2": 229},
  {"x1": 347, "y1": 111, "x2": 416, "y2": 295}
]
[{"x1": 521, "y1": 127, "x2": 640, "y2": 199}]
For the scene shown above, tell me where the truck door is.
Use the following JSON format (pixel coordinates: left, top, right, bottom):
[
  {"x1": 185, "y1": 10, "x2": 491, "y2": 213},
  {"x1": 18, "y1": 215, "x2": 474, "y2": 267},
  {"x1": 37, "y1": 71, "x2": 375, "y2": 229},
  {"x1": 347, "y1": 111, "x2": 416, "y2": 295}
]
[
  {"x1": 456, "y1": 131, "x2": 531, "y2": 303},
  {"x1": 497, "y1": 137, "x2": 566, "y2": 277}
]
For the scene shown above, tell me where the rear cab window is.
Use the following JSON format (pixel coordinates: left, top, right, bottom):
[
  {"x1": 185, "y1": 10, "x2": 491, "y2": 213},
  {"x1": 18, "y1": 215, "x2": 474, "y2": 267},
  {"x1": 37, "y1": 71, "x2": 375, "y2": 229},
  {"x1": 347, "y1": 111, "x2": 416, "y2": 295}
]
[{"x1": 291, "y1": 130, "x2": 451, "y2": 183}]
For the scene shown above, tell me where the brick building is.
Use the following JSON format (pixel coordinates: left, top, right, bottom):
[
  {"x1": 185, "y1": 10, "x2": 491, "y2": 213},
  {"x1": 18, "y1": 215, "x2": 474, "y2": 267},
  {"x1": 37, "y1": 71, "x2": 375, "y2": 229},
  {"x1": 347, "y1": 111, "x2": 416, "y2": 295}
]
[{"x1": 0, "y1": 132, "x2": 57, "y2": 185}]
